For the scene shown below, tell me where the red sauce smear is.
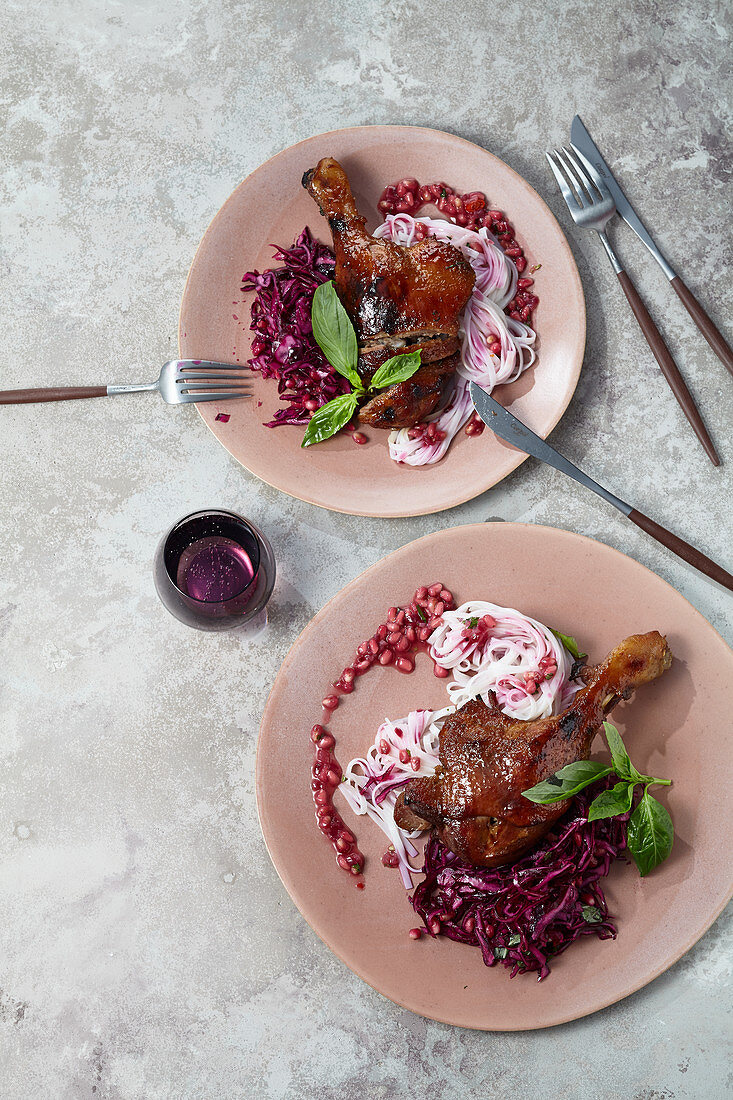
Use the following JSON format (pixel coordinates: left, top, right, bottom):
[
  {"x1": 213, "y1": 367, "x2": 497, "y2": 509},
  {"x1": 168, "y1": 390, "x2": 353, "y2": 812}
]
[{"x1": 310, "y1": 582, "x2": 457, "y2": 883}]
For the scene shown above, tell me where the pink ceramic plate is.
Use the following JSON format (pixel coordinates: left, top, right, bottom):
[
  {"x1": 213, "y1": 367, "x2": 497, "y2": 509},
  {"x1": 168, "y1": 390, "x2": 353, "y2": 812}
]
[
  {"x1": 257, "y1": 523, "x2": 733, "y2": 1030},
  {"x1": 179, "y1": 126, "x2": 585, "y2": 517}
]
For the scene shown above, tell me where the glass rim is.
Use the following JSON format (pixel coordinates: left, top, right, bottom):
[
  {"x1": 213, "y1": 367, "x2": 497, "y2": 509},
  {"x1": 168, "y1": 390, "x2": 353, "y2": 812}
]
[{"x1": 162, "y1": 509, "x2": 262, "y2": 605}]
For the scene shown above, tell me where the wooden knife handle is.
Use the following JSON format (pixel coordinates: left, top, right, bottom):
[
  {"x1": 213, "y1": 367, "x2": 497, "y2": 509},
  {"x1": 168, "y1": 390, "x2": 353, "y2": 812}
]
[
  {"x1": 628, "y1": 508, "x2": 733, "y2": 592},
  {"x1": 670, "y1": 275, "x2": 733, "y2": 378},
  {"x1": 0, "y1": 386, "x2": 108, "y2": 404},
  {"x1": 616, "y1": 270, "x2": 719, "y2": 466}
]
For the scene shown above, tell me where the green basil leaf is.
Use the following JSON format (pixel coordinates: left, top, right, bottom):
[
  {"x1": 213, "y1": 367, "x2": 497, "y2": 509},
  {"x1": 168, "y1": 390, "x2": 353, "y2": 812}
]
[
  {"x1": 311, "y1": 281, "x2": 360, "y2": 387},
  {"x1": 301, "y1": 392, "x2": 359, "y2": 448},
  {"x1": 369, "y1": 350, "x2": 422, "y2": 390},
  {"x1": 582, "y1": 905, "x2": 603, "y2": 924},
  {"x1": 550, "y1": 629, "x2": 587, "y2": 662},
  {"x1": 522, "y1": 760, "x2": 612, "y2": 804},
  {"x1": 587, "y1": 780, "x2": 634, "y2": 821},
  {"x1": 627, "y1": 789, "x2": 674, "y2": 876},
  {"x1": 601, "y1": 722, "x2": 635, "y2": 781}
]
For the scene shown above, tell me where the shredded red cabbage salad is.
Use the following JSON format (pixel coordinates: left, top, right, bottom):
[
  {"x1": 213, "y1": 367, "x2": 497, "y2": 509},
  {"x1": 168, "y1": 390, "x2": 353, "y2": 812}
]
[
  {"x1": 411, "y1": 776, "x2": 628, "y2": 980},
  {"x1": 241, "y1": 227, "x2": 345, "y2": 426}
]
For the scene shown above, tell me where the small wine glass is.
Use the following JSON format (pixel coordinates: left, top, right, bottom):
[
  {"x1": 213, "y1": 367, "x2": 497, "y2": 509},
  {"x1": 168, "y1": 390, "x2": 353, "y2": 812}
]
[{"x1": 154, "y1": 509, "x2": 275, "y2": 633}]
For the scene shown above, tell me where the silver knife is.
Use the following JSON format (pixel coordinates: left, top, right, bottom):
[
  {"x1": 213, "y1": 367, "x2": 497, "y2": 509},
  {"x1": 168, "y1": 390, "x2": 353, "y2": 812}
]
[
  {"x1": 570, "y1": 115, "x2": 675, "y2": 280},
  {"x1": 469, "y1": 381, "x2": 733, "y2": 592},
  {"x1": 570, "y1": 115, "x2": 733, "y2": 376}
]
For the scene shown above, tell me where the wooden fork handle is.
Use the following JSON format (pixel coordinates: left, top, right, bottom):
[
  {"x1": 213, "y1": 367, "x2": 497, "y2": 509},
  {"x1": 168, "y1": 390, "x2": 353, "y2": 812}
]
[
  {"x1": 670, "y1": 275, "x2": 733, "y2": 378},
  {"x1": 628, "y1": 508, "x2": 733, "y2": 592},
  {"x1": 0, "y1": 386, "x2": 108, "y2": 404},
  {"x1": 616, "y1": 270, "x2": 720, "y2": 467}
]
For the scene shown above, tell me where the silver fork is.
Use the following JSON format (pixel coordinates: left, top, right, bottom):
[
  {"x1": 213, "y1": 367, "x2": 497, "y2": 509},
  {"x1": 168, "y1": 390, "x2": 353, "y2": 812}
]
[
  {"x1": 546, "y1": 145, "x2": 719, "y2": 467},
  {"x1": 0, "y1": 360, "x2": 253, "y2": 405}
]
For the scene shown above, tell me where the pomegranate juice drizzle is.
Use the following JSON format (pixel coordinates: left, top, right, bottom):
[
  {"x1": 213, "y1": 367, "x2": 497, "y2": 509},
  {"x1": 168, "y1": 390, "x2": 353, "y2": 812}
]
[{"x1": 310, "y1": 582, "x2": 456, "y2": 883}]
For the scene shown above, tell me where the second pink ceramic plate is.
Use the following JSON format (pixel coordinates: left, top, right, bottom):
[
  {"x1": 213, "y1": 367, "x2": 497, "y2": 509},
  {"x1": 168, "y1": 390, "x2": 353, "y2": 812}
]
[
  {"x1": 257, "y1": 523, "x2": 733, "y2": 1030},
  {"x1": 179, "y1": 125, "x2": 585, "y2": 516}
]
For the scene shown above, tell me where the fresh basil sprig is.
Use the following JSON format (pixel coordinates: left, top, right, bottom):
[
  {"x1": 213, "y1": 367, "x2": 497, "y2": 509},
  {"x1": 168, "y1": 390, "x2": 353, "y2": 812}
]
[
  {"x1": 303, "y1": 282, "x2": 422, "y2": 447},
  {"x1": 311, "y1": 281, "x2": 360, "y2": 388},
  {"x1": 522, "y1": 722, "x2": 673, "y2": 876}
]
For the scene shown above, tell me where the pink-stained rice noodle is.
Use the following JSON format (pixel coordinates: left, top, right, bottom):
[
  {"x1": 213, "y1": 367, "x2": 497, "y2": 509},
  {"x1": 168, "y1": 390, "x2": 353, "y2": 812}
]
[
  {"x1": 373, "y1": 215, "x2": 537, "y2": 466},
  {"x1": 338, "y1": 708, "x2": 451, "y2": 888},
  {"x1": 429, "y1": 600, "x2": 580, "y2": 721}
]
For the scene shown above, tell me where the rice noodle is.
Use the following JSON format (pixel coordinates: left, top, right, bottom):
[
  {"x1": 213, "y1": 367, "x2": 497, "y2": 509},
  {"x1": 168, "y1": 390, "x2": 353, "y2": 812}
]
[
  {"x1": 430, "y1": 600, "x2": 580, "y2": 721},
  {"x1": 338, "y1": 708, "x2": 452, "y2": 888},
  {"x1": 373, "y1": 215, "x2": 537, "y2": 466}
]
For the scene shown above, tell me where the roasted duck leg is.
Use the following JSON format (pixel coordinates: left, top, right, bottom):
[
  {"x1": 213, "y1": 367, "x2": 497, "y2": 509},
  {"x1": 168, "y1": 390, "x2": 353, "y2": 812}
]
[
  {"x1": 302, "y1": 157, "x2": 475, "y2": 427},
  {"x1": 394, "y1": 632, "x2": 672, "y2": 867}
]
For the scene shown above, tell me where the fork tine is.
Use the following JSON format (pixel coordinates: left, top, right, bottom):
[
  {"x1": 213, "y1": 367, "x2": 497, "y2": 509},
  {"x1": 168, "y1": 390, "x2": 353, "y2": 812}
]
[
  {"x1": 179, "y1": 391, "x2": 252, "y2": 403},
  {"x1": 569, "y1": 143, "x2": 611, "y2": 198},
  {"x1": 545, "y1": 151, "x2": 580, "y2": 213},
  {"x1": 179, "y1": 384, "x2": 252, "y2": 393},
  {"x1": 562, "y1": 146, "x2": 603, "y2": 202},
  {"x1": 178, "y1": 374, "x2": 253, "y2": 382},
  {"x1": 553, "y1": 147, "x2": 591, "y2": 207}
]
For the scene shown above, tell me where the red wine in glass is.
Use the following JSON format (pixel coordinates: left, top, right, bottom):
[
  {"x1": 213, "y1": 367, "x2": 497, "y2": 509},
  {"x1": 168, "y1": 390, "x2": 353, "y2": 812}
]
[{"x1": 154, "y1": 510, "x2": 275, "y2": 631}]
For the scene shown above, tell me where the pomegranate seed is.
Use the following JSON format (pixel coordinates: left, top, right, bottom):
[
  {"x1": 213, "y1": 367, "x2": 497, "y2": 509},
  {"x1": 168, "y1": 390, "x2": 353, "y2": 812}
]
[
  {"x1": 357, "y1": 642, "x2": 368, "y2": 656},
  {"x1": 326, "y1": 769, "x2": 341, "y2": 787},
  {"x1": 410, "y1": 756, "x2": 421, "y2": 771},
  {"x1": 314, "y1": 790, "x2": 329, "y2": 805},
  {"x1": 582, "y1": 891, "x2": 596, "y2": 906},
  {"x1": 517, "y1": 277, "x2": 534, "y2": 289},
  {"x1": 398, "y1": 748, "x2": 411, "y2": 763},
  {"x1": 336, "y1": 837, "x2": 350, "y2": 852},
  {"x1": 428, "y1": 582, "x2": 443, "y2": 597},
  {"x1": 396, "y1": 609, "x2": 406, "y2": 625},
  {"x1": 337, "y1": 855, "x2": 351, "y2": 871},
  {"x1": 318, "y1": 814, "x2": 332, "y2": 828},
  {"x1": 322, "y1": 695, "x2": 339, "y2": 710},
  {"x1": 429, "y1": 918, "x2": 441, "y2": 935},
  {"x1": 388, "y1": 631, "x2": 402, "y2": 646},
  {"x1": 353, "y1": 432, "x2": 367, "y2": 445},
  {"x1": 433, "y1": 663, "x2": 450, "y2": 678},
  {"x1": 387, "y1": 607, "x2": 398, "y2": 620},
  {"x1": 484, "y1": 923, "x2": 495, "y2": 937},
  {"x1": 440, "y1": 589, "x2": 453, "y2": 603},
  {"x1": 463, "y1": 917, "x2": 476, "y2": 933},
  {"x1": 342, "y1": 667, "x2": 356, "y2": 684},
  {"x1": 416, "y1": 586, "x2": 428, "y2": 600},
  {"x1": 409, "y1": 928, "x2": 422, "y2": 940},
  {"x1": 396, "y1": 656, "x2": 414, "y2": 673},
  {"x1": 405, "y1": 626, "x2": 416, "y2": 643},
  {"x1": 381, "y1": 849, "x2": 399, "y2": 868},
  {"x1": 433, "y1": 600, "x2": 445, "y2": 616},
  {"x1": 304, "y1": 398, "x2": 320, "y2": 411},
  {"x1": 378, "y1": 649, "x2": 393, "y2": 666},
  {"x1": 377, "y1": 624, "x2": 388, "y2": 640},
  {"x1": 368, "y1": 638, "x2": 379, "y2": 655},
  {"x1": 515, "y1": 256, "x2": 527, "y2": 273},
  {"x1": 417, "y1": 626, "x2": 431, "y2": 643},
  {"x1": 316, "y1": 732, "x2": 335, "y2": 750},
  {"x1": 339, "y1": 681, "x2": 354, "y2": 694},
  {"x1": 379, "y1": 739, "x2": 390, "y2": 754},
  {"x1": 310, "y1": 724, "x2": 326, "y2": 743},
  {"x1": 396, "y1": 636, "x2": 410, "y2": 652},
  {"x1": 354, "y1": 659, "x2": 371, "y2": 674}
]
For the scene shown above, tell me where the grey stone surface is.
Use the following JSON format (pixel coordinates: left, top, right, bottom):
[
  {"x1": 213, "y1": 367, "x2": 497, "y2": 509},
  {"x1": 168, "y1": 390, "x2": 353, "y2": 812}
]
[{"x1": 1, "y1": 0, "x2": 731, "y2": 1097}]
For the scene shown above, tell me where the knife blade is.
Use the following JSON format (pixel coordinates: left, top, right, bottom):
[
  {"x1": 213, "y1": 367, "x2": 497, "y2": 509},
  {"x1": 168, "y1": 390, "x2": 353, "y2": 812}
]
[
  {"x1": 570, "y1": 115, "x2": 676, "y2": 281},
  {"x1": 469, "y1": 382, "x2": 733, "y2": 592},
  {"x1": 468, "y1": 382, "x2": 631, "y2": 514}
]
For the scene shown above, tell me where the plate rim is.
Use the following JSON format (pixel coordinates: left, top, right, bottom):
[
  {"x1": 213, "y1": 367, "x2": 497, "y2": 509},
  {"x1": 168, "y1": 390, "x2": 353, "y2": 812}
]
[
  {"x1": 256, "y1": 521, "x2": 733, "y2": 1030},
  {"x1": 179, "y1": 124, "x2": 587, "y2": 517}
]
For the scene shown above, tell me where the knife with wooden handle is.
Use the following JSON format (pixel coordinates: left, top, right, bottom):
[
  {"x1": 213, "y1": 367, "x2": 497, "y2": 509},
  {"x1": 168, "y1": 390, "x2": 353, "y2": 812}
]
[
  {"x1": 469, "y1": 382, "x2": 733, "y2": 593},
  {"x1": 570, "y1": 116, "x2": 733, "y2": 378}
]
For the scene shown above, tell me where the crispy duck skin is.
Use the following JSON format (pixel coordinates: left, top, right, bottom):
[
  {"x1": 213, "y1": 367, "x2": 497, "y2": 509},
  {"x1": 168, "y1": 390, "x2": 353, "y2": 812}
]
[
  {"x1": 302, "y1": 157, "x2": 474, "y2": 426},
  {"x1": 394, "y1": 632, "x2": 672, "y2": 867},
  {"x1": 358, "y1": 355, "x2": 460, "y2": 428}
]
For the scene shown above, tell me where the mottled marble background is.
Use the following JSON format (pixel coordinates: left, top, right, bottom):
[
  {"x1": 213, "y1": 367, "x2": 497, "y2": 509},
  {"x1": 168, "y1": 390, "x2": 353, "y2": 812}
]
[{"x1": 1, "y1": 0, "x2": 731, "y2": 1097}]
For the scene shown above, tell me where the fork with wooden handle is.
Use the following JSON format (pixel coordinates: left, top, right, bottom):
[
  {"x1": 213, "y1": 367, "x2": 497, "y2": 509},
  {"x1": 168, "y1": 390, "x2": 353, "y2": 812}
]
[
  {"x1": 546, "y1": 146, "x2": 720, "y2": 467},
  {"x1": 470, "y1": 382, "x2": 733, "y2": 593},
  {"x1": 0, "y1": 360, "x2": 253, "y2": 405}
]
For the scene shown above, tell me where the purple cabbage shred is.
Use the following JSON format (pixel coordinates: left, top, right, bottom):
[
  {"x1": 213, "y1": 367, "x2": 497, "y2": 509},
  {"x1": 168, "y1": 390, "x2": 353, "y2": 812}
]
[
  {"x1": 410, "y1": 776, "x2": 629, "y2": 980},
  {"x1": 240, "y1": 227, "x2": 347, "y2": 426}
]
